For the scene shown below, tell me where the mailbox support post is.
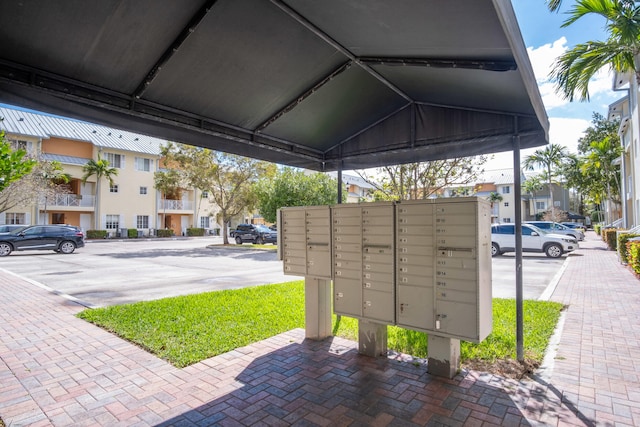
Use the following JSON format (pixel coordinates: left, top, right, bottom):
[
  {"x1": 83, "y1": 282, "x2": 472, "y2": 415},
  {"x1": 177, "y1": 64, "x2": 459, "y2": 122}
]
[
  {"x1": 304, "y1": 277, "x2": 332, "y2": 340},
  {"x1": 427, "y1": 335, "x2": 460, "y2": 379},
  {"x1": 358, "y1": 320, "x2": 387, "y2": 357}
]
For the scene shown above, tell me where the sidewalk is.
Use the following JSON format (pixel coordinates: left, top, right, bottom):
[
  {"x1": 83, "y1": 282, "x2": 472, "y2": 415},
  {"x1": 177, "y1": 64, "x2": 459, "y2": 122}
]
[{"x1": 0, "y1": 231, "x2": 639, "y2": 426}]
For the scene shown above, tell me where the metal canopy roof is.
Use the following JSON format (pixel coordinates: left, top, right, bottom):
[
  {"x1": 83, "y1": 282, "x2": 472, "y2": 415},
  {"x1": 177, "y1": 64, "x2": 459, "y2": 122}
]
[{"x1": 0, "y1": 0, "x2": 548, "y2": 172}]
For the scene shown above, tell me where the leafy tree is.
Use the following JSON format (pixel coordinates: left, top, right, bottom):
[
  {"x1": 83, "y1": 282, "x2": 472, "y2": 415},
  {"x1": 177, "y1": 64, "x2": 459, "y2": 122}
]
[
  {"x1": 557, "y1": 153, "x2": 587, "y2": 214},
  {"x1": 523, "y1": 144, "x2": 569, "y2": 213},
  {"x1": 81, "y1": 154, "x2": 118, "y2": 229},
  {"x1": 0, "y1": 159, "x2": 68, "y2": 215},
  {"x1": 38, "y1": 160, "x2": 70, "y2": 221},
  {"x1": 549, "y1": 0, "x2": 640, "y2": 101},
  {"x1": 255, "y1": 168, "x2": 343, "y2": 223},
  {"x1": 0, "y1": 130, "x2": 37, "y2": 192},
  {"x1": 159, "y1": 143, "x2": 221, "y2": 227},
  {"x1": 572, "y1": 112, "x2": 622, "y2": 222},
  {"x1": 160, "y1": 142, "x2": 275, "y2": 244},
  {"x1": 356, "y1": 156, "x2": 488, "y2": 201},
  {"x1": 577, "y1": 112, "x2": 620, "y2": 153},
  {"x1": 581, "y1": 136, "x2": 622, "y2": 223}
]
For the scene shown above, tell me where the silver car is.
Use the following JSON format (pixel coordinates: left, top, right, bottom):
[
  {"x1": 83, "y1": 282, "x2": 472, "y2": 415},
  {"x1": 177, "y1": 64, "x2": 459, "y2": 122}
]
[
  {"x1": 524, "y1": 221, "x2": 584, "y2": 241},
  {"x1": 491, "y1": 223, "x2": 579, "y2": 258}
]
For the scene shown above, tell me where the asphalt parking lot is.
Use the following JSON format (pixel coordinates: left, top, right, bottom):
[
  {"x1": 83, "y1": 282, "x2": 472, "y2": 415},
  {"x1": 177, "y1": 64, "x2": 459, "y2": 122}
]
[{"x1": 0, "y1": 236, "x2": 566, "y2": 307}]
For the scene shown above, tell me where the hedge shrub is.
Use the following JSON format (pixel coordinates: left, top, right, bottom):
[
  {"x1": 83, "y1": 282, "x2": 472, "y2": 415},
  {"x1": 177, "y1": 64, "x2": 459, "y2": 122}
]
[
  {"x1": 86, "y1": 229, "x2": 107, "y2": 239},
  {"x1": 127, "y1": 228, "x2": 138, "y2": 238},
  {"x1": 618, "y1": 233, "x2": 640, "y2": 264},
  {"x1": 186, "y1": 228, "x2": 205, "y2": 236},
  {"x1": 603, "y1": 228, "x2": 618, "y2": 250},
  {"x1": 628, "y1": 241, "x2": 640, "y2": 275},
  {"x1": 594, "y1": 224, "x2": 602, "y2": 237},
  {"x1": 157, "y1": 229, "x2": 173, "y2": 238}
]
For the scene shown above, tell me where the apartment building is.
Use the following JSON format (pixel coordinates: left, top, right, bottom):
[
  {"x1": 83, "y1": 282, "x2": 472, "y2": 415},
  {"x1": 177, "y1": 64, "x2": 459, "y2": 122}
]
[
  {"x1": 444, "y1": 169, "x2": 524, "y2": 223},
  {"x1": 0, "y1": 106, "x2": 221, "y2": 236},
  {"x1": 609, "y1": 73, "x2": 637, "y2": 228}
]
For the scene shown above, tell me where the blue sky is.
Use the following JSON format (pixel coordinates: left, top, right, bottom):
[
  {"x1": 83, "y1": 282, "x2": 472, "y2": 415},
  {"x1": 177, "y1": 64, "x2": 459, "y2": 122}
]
[{"x1": 484, "y1": 0, "x2": 620, "y2": 170}]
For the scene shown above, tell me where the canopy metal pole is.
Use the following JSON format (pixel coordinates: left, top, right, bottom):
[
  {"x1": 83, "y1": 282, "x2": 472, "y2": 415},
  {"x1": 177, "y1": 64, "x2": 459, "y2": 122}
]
[
  {"x1": 337, "y1": 169, "x2": 343, "y2": 204},
  {"x1": 513, "y1": 131, "x2": 524, "y2": 362}
]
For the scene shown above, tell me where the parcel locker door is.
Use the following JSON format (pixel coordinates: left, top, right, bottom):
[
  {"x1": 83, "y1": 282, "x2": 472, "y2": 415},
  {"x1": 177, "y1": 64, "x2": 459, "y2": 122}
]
[
  {"x1": 362, "y1": 289, "x2": 394, "y2": 323},
  {"x1": 397, "y1": 285, "x2": 435, "y2": 331},
  {"x1": 436, "y1": 301, "x2": 478, "y2": 341},
  {"x1": 307, "y1": 246, "x2": 331, "y2": 278},
  {"x1": 334, "y1": 278, "x2": 362, "y2": 317}
]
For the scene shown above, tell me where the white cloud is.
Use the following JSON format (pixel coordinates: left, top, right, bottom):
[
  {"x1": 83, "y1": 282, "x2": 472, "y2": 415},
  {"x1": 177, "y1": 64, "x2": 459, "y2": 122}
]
[
  {"x1": 483, "y1": 116, "x2": 590, "y2": 171},
  {"x1": 548, "y1": 117, "x2": 590, "y2": 154},
  {"x1": 526, "y1": 37, "x2": 615, "y2": 110}
]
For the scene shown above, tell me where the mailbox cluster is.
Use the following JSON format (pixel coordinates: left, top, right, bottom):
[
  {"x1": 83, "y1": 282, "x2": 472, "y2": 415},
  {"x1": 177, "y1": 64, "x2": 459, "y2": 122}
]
[{"x1": 279, "y1": 197, "x2": 492, "y2": 343}]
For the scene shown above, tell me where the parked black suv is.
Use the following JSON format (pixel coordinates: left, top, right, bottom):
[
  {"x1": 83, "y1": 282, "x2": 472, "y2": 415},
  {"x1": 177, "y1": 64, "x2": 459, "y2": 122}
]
[
  {"x1": 233, "y1": 224, "x2": 277, "y2": 245},
  {"x1": 0, "y1": 225, "x2": 85, "y2": 256}
]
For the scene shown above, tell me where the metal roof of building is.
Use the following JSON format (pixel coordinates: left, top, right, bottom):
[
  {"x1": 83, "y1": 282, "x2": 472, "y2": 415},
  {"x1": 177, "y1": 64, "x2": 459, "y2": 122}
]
[
  {"x1": 0, "y1": 107, "x2": 164, "y2": 155},
  {"x1": 0, "y1": 0, "x2": 548, "y2": 172},
  {"x1": 42, "y1": 153, "x2": 91, "y2": 166}
]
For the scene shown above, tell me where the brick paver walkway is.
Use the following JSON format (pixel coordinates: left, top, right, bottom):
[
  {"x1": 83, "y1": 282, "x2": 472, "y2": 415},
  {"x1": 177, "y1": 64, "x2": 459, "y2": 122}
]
[{"x1": 1, "y1": 231, "x2": 638, "y2": 426}]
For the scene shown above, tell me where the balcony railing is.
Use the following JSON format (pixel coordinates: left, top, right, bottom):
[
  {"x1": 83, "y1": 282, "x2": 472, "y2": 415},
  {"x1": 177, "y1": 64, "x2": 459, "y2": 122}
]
[
  {"x1": 158, "y1": 199, "x2": 193, "y2": 211},
  {"x1": 42, "y1": 194, "x2": 95, "y2": 208}
]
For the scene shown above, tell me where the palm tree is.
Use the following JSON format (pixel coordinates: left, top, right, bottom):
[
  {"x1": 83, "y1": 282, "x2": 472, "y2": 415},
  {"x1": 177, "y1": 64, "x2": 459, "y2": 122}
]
[
  {"x1": 549, "y1": 0, "x2": 640, "y2": 101},
  {"x1": 81, "y1": 154, "x2": 118, "y2": 230},
  {"x1": 487, "y1": 192, "x2": 503, "y2": 223},
  {"x1": 581, "y1": 136, "x2": 623, "y2": 223},
  {"x1": 546, "y1": 0, "x2": 563, "y2": 11},
  {"x1": 523, "y1": 144, "x2": 569, "y2": 215},
  {"x1": 522, "y1": 175, "x2": 545, "y2": 218}
]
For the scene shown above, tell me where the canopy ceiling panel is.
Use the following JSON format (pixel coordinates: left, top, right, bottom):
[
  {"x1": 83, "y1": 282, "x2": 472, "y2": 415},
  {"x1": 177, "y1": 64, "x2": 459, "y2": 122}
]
[{"x1": 0, "y1": 0, "x2": 548, "y2": 171}]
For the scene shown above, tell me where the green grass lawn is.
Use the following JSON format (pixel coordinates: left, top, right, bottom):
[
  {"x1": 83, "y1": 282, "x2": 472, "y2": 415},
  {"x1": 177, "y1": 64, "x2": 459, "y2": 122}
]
[{"x1": 77, "y1": 280, "x2": 564, "y2": 369}]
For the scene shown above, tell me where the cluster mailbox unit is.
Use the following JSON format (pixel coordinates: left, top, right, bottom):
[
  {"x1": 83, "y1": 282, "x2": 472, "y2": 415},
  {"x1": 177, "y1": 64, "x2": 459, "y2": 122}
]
[{"x1": 279, "y1": 197, "x2": 492, "y2": 375}]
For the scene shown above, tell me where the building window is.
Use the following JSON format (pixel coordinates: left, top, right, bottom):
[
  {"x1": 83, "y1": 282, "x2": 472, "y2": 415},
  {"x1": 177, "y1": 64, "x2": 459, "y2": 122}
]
[
  {"x1": 140, "y1": 186, "x2": 147, "y2": 195},
  {"x1": 135, "y1": 157, "x2": 152, "y2": 172},
  {"x1": 110, "y1": 184, "x2": 119, "y2": 193},
  {"x1": 200, "y1": 217, "x2": 210, "y2": 228},
  {"x1": 137, "y1": 215, "x2": 149, "y2": 229},
  {"x1": 502, "y1": 218, "x2": 511, "y2": 223},
  {"x1": 501, "y1": 186, "x2": 510, "y2": 194},
  {"x1": 105, "y1": 215, "x2": 119, "y2": 229},
  {"x1": 9, "y1": 139, "x2": 28, "y2": 151},
  {"x1": 201, "y1": 191, "x2": 209, "y2": 198},
  {"x1": 5, "y1": 212, "x2": 26, "y2": 224},
  {"x1": 504, "y1": 202, "x2": 509, "y2": 207},
  {"x1": 105, "y1": 153, "x2": 123, "y2": 168},
  {"x1": 52, "y1": 213, "x2": 65, "y2": 224},
  {"x1": 536, "y1": 201, "x2": 546, "y2": 210}
]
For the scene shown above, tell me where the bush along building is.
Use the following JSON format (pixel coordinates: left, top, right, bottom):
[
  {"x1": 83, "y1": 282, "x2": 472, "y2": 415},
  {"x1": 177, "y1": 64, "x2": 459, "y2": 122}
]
[{"x1": 0, "y1": 106, "x2": 221, "y2": 237}]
